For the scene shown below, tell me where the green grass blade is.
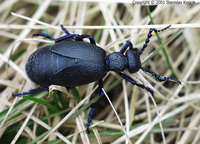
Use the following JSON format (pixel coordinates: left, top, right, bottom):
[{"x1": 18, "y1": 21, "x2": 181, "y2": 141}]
[{"x1": 23, "y1": 95, "x2": 59, "y2": 112}]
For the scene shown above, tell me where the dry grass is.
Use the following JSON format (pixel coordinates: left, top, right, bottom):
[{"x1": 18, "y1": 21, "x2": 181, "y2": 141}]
[{"x1": 0, "y1": 1, "x2": 200, "y2": 144}]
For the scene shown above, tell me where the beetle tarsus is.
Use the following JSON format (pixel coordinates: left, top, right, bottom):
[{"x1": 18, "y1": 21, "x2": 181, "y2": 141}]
[
  {"x1": 33, "y1": 33, "x2": 55, "y2": 41},
  {"x1": 12, "y1": 87, "x2": 48, "y2": 97}
]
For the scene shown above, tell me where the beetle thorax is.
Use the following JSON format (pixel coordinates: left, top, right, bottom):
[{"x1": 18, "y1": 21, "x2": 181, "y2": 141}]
[{"x1": 105, "y1": 52, "x2": 128, "y2": 72}]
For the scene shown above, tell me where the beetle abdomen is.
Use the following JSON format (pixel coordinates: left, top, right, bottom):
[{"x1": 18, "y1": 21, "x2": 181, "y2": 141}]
[
  {"x1": 25, "y1": 41, "x2": 107, "y2": 87},
  {"x1": 50, "y1": 59, "x2": 107, "y2": 87}
]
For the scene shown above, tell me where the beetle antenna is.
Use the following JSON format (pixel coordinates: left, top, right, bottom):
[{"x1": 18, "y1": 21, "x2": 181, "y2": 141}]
[
  {"x1": 141, "y1": 67, "x2": 181, "y2": 84},
  {"x1": 138, "y1": 25, "x2": 171, "y2": 55}
]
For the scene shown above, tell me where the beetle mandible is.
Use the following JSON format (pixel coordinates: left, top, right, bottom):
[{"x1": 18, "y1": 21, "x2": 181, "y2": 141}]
[{"x1": 13, "y1": 24, "x2": 181, "y2": 133}]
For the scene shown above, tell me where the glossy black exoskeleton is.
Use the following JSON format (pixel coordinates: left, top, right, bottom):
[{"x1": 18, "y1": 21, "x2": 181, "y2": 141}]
[{"x1": 13, "y1": 25, "x2": 181, "y2": 133}]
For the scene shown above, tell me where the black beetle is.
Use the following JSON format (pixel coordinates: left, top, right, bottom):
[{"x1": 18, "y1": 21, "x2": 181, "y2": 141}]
[{"x1": 13, "y1": 24, "x2": 181, "y2": 133}]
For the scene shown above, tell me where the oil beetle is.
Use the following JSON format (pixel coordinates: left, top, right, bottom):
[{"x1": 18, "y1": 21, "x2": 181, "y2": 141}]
[{"x1": 13, "y1": 24, "x2": 181, "y2": 133}]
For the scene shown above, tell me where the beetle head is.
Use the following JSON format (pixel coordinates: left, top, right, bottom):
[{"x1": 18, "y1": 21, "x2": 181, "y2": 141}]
[{"x1": 126, "y1": 48, "x2": 141, "y2": 73}]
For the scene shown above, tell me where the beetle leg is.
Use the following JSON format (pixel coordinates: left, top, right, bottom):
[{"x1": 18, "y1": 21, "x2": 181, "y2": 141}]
[
  {"x1": 60, "y1": 24, "x2": 95, "y2": 44},
  {"x1": 138, "y1": 25, "x2": 171, "y2": 55},
  {"x1": 141, "y1": 67, "x2": 181, "y2": 84},
  {"x1": 33, "y1": 31, "x2": 77, "y2": 43},
  {"x1": 87, "y1": 79, "x2": 104, "y2": 133},
  {"x1": 33, "y1": 33, "x2": 55, "y2": 41},
  {"x1": 119, "y1": 41, "x2": 139, "y2": 54},
  {"x1": 60, "y1": 25, "x2": 84, "y2": 42},
  {"x1": 78, "y1": 35, "x2": 96, "y2": 45},
  {"x1": 12, "y1": 86, "x2": 49, "y2": 97},
  {"x1": 55, "y1": 34, "x2": 77, "y2": 43},
  {"x1": 118, "y1": 72, "x2": 154, "y2": 96},
  {"x1": 74, "y1": 35, "x2": 84, "y2": 42},
  {"x1": 60, "y1": 25, "x2": 71, "y2": 35}
]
